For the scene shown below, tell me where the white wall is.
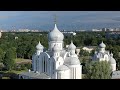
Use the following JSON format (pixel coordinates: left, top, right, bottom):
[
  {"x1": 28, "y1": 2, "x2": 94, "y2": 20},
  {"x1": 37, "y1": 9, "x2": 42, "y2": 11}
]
[
  {"x1": 111, "y1": 64, "x2": 116, "y2": 71},
  {"x1": 57, "y1": 69, "x2": 70, "y2": 79},
  {"x1": 68, "y1": 64, "x2": 82, "y2": 79}
]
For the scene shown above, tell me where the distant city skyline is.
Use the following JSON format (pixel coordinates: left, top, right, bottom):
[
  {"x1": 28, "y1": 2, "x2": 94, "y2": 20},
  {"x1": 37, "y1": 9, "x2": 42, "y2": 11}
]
[{"x1": 0, "y1": 11, "x2": 120, "y2": 31}]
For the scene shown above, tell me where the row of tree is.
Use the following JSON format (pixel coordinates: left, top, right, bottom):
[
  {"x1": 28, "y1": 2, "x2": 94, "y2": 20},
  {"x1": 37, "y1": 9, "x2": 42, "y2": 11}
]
[
  {"x1": 0, "y1": 31, "x2": 119, "y2": 72},
  {"x1": 83, "y1": 61, "x2": 112, "y2": 79}
]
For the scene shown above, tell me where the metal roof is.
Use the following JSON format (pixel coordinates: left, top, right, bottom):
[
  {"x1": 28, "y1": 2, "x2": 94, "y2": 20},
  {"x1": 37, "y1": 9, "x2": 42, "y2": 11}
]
[
  {"x1": 20, "y1": 71, "x2": 51, "y2": 79},
  {"x1": 111, "y1": 71, "x2": 120, "y2": 79}
]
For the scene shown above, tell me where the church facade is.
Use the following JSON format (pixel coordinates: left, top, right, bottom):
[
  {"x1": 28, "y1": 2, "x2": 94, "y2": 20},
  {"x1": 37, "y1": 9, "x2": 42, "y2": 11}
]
[
  {"x1": 92, "y1": 41, "x2": 116, "y2": 71},
  {"x1": 19, "y1": 24, "x2": 82, "y2": 79}
]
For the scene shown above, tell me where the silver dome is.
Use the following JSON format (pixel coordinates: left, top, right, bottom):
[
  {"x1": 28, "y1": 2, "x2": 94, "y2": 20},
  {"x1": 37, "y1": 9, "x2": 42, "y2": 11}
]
[
  {"x1": 36, "y1": 41, "x2": 44, "y2": 50},
  {"x1": 48, "y1": 24, "x2": 64, "y2": 41},
  {"x1": 68, "y1": 41, "x2": 76, "y2": 50},
  {"x1": 109, "y1": 57, "x2": 116, "y2": 64},
  {"x1": 65, "y1": 57, "x2": 80, "y2": 65},
  {"x1": 99, "y1": 41, "x2": 106, "y2": 48},
  {"x1": 57, "y1": 65, "x2": 69, "y2": 71}
]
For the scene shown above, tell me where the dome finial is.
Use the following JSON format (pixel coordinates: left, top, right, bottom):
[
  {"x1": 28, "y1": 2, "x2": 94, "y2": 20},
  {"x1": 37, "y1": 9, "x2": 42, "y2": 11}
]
[
  {"x1": 111, "y1": 52, "x2": 113, "y2": 57},
  {"x1": 53, "y1": 14, "x2": 58, "y2": 30},
  {"x1": 39, "y1": 41, "x2": 40, "y2": 44},
  {"x1": 54, "y1": 14, "x2": 57, "y2": 25}
]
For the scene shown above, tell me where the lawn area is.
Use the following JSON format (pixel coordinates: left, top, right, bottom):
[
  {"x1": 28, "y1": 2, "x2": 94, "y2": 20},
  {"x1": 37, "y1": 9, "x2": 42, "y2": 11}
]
[
  {"x1": 0, "y1": 69, "x2": 28, "y2": 74},
  {"x1": 15, "y1": 58, "x2": 31, "y2": 64},
  {"x1": 2, "y1": 77, "x2": 10, "y2": 79}
]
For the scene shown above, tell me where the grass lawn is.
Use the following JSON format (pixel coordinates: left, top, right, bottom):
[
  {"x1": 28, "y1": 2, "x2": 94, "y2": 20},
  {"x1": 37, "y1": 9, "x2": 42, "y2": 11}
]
[
  {"x1": 2, "y1": 77, "x2": 10, "y2": 79},
  {"x1": 0, "y1": 69, "x2": 28, "y2": 74},
  {"x1": 15, "y1": 58, "x2": 31, "y2": 64}
]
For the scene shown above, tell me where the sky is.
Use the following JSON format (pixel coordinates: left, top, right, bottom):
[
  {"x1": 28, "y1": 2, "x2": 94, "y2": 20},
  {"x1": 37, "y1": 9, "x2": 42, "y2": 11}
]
[{"x1": 0, "y1": 11, "x2": 120, "y2": 31}]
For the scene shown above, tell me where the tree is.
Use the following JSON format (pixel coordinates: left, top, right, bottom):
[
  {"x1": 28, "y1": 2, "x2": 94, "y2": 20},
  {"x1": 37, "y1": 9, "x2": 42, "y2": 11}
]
[
  {"x1": 3, "y1": 48, "x2": 15, "y2": 71},
  {"x1": 85, "y1": 61, "x2": 112, "y2": 79},
  {"x1": 0, "y1": 48, "x2": 5, "y2": 63}
]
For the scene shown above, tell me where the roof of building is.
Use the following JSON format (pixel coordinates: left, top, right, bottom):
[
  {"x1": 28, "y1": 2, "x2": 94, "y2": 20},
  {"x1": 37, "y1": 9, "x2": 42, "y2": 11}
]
[
  {"x1": 48, "y1": 24, "x2": 64, "y2": 41},
  {"x1": 20, "y1": 71, "x2": 51, "y2": 79},
  {"x1": 112, "y1": 71, "x2": 120, "y2": 79}
]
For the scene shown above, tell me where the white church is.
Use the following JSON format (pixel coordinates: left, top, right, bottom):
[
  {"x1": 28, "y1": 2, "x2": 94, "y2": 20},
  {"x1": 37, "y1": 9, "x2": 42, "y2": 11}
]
[
  {"x1": 19, "y1": 24, "x2": 82, "y2": 79},
  {"x1": 92, "y1": 41, "x2": 116, "y2": 71}
]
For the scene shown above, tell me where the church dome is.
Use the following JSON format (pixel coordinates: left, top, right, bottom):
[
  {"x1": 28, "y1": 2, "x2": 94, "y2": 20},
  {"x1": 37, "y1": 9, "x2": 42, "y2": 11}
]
[
  {"x1": 99, "y1": 41, "x2": 106, "y2": 48},
  {"x1": 36, "y1": 41, "x2": 44, "y2": 50},
  {"x1": 65, "y1": 57, "x2": 80, "y2": 65},
  {"x1": 110, "y1": 57, "x2": 116, "y2": 64},
  {"x1": 48, "y1": 24, "x2": 64, "y2": 41},
  {"x1": 52, "y1": 44, "x2": 60, "y2": 52},
  {"x1": 68, "y1": 41, "x2": 76, "y2": 50},
  {"x1": 57, "y1": 65, "x2": 69, "y2": 71}
]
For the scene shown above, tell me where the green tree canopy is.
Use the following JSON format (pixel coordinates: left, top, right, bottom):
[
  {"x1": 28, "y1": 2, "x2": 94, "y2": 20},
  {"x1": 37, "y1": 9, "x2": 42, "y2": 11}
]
[
  {"x1": 3, "y1": 48, "x2": 15, "y2": 71},
  {"x1": 85, "y1": 61, "x2": 112, "y2": 79}
]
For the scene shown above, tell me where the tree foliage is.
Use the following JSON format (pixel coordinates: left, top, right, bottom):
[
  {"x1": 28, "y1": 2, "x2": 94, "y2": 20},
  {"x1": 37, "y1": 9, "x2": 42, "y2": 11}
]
[
  {"x1": 85, "y1": 61, "x2": 112, "y2": 79},
  {"x1": 3, "y1": 48, "x2": 15, "y2": 71}
]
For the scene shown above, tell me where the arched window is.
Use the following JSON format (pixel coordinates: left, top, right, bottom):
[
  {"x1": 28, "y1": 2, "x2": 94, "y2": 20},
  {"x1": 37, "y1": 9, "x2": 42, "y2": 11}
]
[
  {"x1": 20, "y1": 76, "x2": 23, "y2": 79},
  {"x1": 44, "y1": 60, "x2": 45, "y2": 72},
  {"x1": 36, "y1": 59, "x2": 37, "y2": 71},
  {"x1": 53, "y1": 62, "x2": 54, "y2": 74},
  {"x1": 46, "y1": 58, "x2": 47, "y2": 72}
]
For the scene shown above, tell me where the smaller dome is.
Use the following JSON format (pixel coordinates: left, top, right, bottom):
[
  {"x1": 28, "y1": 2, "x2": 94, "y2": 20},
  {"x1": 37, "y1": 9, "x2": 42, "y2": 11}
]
[
  {"x1": 110, "y1": 52, "x2": 113, "y2": 57},
  {"x1": 99, "y1": 41, "x2": 106, "y2": 48},
  {"x1": 57, "y1": 65, "x2": 69, "y2": 71},
  {"x1": 52, "y1": 44, "x2": 60, "y2": 52},
  {"x1": 68, "y1": 41, "x2": 76, "y2": 50},
  {"x1": 36, "y1": 41, "x2": 44, "y2": 50},
  {"x1": 65, "y1": 57, "x2": 80, "y2": 65},
  {"x1": 110, "y1": 57, "x2": 116, "y2": 64}
]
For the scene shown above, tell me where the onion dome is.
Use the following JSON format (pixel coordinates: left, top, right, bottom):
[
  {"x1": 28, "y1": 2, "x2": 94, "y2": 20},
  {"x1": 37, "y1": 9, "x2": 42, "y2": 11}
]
[
  {"x1": 65, "y1": 57, "x2": 80, "y2": 65},
  {"x1": 110, "y1": 52, "x2": 113, "y2": 57},
  {"x1": 57, "y1": 65, "x2": 69, "y2": 71},
  {"x1": 68, "y1": 41, "x2": 76, "y2": 50},
  {"x1": 36, "y1": 41, "x2": 44, "y2": 50},
  {"x1": 110, "y1": 57, "x2": 116, "y2": 64},
  {"x1": 99, "y1": 41, "x2": 106, "y2": 48},
  {"x1": 48, "y1": 24, "x2": 64, "y2": 41},
  {"x1": 52, "y1": 44, "x2": 60, "y2": 52}
]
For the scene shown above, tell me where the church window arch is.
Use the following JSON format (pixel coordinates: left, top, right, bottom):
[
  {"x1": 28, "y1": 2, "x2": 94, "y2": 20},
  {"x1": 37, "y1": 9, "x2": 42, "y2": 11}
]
[
  {"x1": 44, "y1": 60, "x2": 45, "y2": 72},
  {"x1": 53, "y1": 61, "x2": 54, "y2": 74},
  {"x1": 20, "y1": 76, "x2": 23, "y2": 79},
  {"x1": 36, "y1": 59, "x2": 37, "y2": 71}
]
